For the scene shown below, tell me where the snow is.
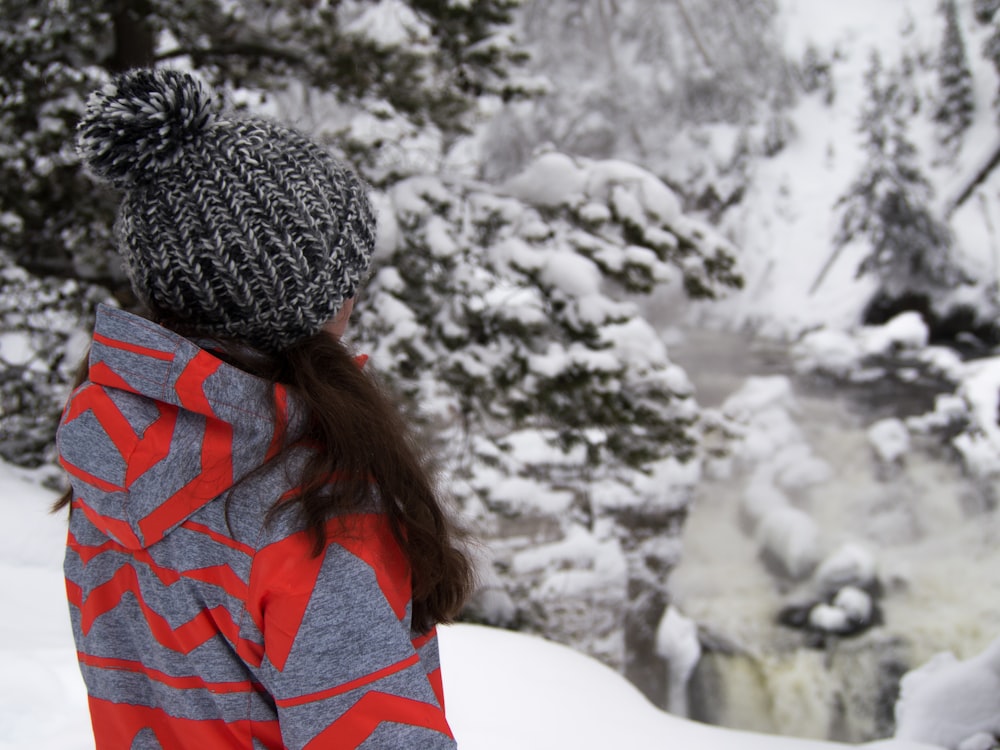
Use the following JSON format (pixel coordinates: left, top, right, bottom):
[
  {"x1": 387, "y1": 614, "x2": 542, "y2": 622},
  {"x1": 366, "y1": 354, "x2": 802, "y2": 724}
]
[
  {"x1": 655, "y1": 605, "x2": 702, "y2": 716},
  {"x1": 813, "y1": 543, "x2": 878, "y2": 594},
  {"x1": 584, "y1": 159, "x2": 683, "y2": 224},
  {"x1": 0, "y1": 331, "x2": 33, "y2": 366},
  {"x1": 441, "y1": 623, "x2": 940, "y2": 750},
  {"x1": 0, "y1": 456, "x2": 964, "y2": 750},
  {"x1": 344, "y1": 0, "x2": 432, "y2": 49},
  {"x1": 538, "y1": 249, "x2": 602, "y2": 297},
  {"x1": 755, "y1": 505, "x2": 822, "y2": 580},
  {"x1": 504, "y1": 151, "x2": 587, "y2": 207},
  {"x1": 861, "y1": 313, "x2": 929, "y2": 357},
  {"x1": 867, "y1": 418, "x2": 911, "y2": 465},
  {"x1": 488, "y1": 475, "x2": 575, "y2": 516},
  {"x1": 833, "y1": 586, "x2": 874, "y2": 623},
  {"x1": 5, "y1": 1, "x2": 1000, "y2": 747},
  {"x1": 894, "y1": 637, "x2": 1000, "y2": 749}
]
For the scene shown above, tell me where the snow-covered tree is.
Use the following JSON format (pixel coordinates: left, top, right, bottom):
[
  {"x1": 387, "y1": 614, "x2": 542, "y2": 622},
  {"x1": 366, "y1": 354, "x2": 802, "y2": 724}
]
[
  {"x1": 357, "y1": 152, "x2": 740, "y2": 481},
  {"x1": 2, "y1": 2, "x2": 746, "y2": 705},
  {"x1": 834, "y1": 53, "x2": 956, "y2": 299},
  {"x1": 354, "y1": 151, "x2": 741, "y2": 702},
  {"x1": 934, "y1": 0, "x2": 975, "y2": 158},
  {"x1": 0, "y1": 0, "x2": 531, "y2": 466},
  {"x1": 974, "y1": 0, "x2": 1000, "y2": 94},
  {"x1": 478, "y1": 0, "x2": 792, "y2": 179},
  {"x1": 0, "y1": 0, "x2": 529, "y2": 285},
  {"x1": 0, "y1": 252, "x2": 112, "y2": 468}
]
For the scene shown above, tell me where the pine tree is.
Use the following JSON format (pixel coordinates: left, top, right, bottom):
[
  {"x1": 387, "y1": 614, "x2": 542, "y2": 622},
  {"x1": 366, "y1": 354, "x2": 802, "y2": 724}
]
[
  {"x1": 354, "y1": 152, "x2": 742, "y2": 703},
  {"x1": 1, "y1": 3, "x2": 746, "y2": 697},
  {"x1": 480, "y1": 0, "x2": 790, "y2": 178},
  {"x1": 935, "y1": 0, "x2": 975, "y2": 157},
  {"x1": 0, "y1": 0, "x2": 530, "y2": 466},
  {"x1": 974, "y1": 0, "x2": 1000, "y2": 107},
  {"x1": 835, "y1": 53, "x2": 956, "y2": 299},
  {"x1": 0, "y1": 0, "x2": 528, "y2": 285}
]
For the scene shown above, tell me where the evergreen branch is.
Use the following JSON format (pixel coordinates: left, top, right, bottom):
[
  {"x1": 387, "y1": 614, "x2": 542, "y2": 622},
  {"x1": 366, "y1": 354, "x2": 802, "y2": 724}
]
[
  {"x1": 154, "y1": 42, "x2": 309, "y2": 67},
  {"x1": 672, "y1": 0, "x2": 717, "y2": 74}
]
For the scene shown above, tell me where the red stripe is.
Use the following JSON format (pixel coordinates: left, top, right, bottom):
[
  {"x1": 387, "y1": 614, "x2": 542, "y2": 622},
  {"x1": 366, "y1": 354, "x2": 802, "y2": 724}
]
[
  {"x1": 67, "y1": 532, "x2": 119, "y2": 564},
  {"x1": 135, "y1": 352, "x2": 234, "y2": 545},
  {"x1": 301, "y1": 692, "x2": 452, "y2": 749},
  {"x1": 59, "y1": 459, "x2": 124, "y2": 495},
  {"x1": 77, "y1": 652, "x2": 259, "y2": 695},
  {"x1": 276, "y1": 653, "x2": 421, "y2": 708},
  {"x1": 428, "y1": 667, "x2": 446, "y2": 711},
  {"x1": 93, "y1": 331, "x2": 174, "y2": 360},
  {"x1": 86, "y1": 360, "x2": 141, "y2": 396},
  {"x1": 181, "y1": 521, "x2": 255, "y2": 557},
  {"x1": 125, "y1": 403, "x2": 178, "y2": 487},
  {"x1": 69, "y1": 532, "x2": 181, "y2": 585},
  {"x1": 174, "y1": 350, "x2": 223, "y2": 415},
  {"x1": 411, "y1": 629, "x2": 435, "y2": 650},
  {"x1": 331, "y1": 514, "x2": 411, "y2": 621},
  {"x1": 59, "y1": 455, "x2": 125, "y2": 494},
  {"x1": 247, "y1": 528, "x2": 327, "y2": 670},
  {"x1": 65, "y1": 373, "x2": 178, "y2": 488},
  {"x1": 86, "y1": 697, "x2": 280, "y2": 750},
  {"x1": 69, "y1": 531, "x2": 244, "y2": 592},
  {"x1": 265, "y1": 384, "x2": 288, "y2": 462},
  {"x1": 79, "y1": 563, "x2": 261, "y2": 664},
  {"x1": 182, "y1": 564, "x2": 248, "y2": 600},
  {"x1": 137, "y1": 466, "x2": 229, "y2": 547},
  {"x1": 66, "y1": 578, "x2": 83, "y2": 608},
  {"x1": 72, "y1": 498, "x2": 142, "y2": 548}
]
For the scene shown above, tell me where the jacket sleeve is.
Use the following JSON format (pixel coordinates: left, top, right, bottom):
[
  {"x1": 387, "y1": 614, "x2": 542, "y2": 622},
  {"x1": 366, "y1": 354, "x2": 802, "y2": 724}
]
[{"x1": 247, "y1": 513, "x2": 456, "y2": 750}]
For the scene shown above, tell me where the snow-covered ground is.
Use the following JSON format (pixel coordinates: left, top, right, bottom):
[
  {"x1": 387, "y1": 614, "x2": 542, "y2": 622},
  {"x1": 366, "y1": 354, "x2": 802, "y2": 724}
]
[{"x1": 0, "y1": 458, "x2": 967, "y2": 750}]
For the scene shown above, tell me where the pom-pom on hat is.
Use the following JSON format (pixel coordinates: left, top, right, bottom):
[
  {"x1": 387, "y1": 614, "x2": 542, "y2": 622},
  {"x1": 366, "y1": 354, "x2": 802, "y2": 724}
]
[{"x1": 77, "y1": 68, "x2": 376, "y2": 352}]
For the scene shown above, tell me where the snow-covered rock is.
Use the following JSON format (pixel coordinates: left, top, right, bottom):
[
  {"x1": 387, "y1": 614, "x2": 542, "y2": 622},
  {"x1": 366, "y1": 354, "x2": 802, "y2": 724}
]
[
  {"x1": 868, "y1": 418, "x2": 911, "y2": 465},
  {"x1": 756, "y1": 505, "x2": 822, "y2": 581},
  {"x1": 655, "y1": 606, "x2": 702, "y2": 716},
  {"x1": 813, "y1": 543, "x2": 878, "y2": 595},
  {"x1": 861, "y1": 313, "x2": 930, "y2": 357},
  {"x1": 894, "y1": 636, "x2": 1000, "y2": 749}
]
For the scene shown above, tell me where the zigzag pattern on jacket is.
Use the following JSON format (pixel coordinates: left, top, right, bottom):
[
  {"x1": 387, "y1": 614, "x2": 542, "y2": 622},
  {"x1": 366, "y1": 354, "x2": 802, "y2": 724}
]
[{"x1": 57, "y1": 305, "x2": 456, "y2": 750}]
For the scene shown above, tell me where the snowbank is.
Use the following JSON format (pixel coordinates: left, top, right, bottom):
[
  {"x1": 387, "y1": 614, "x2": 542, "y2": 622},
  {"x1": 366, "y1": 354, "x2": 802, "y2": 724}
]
[
  {"x1": 0, "y1": 458, "x2": 954, "y2": 750},
  {"x1": 441, "y1": 623, "x2": 939, "y2": 750}
]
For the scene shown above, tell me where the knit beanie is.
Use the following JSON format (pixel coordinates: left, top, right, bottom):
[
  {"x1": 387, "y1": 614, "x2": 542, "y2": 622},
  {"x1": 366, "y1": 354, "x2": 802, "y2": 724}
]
[{"x1": 76, "y1": 68, "x2": 376, "y2": 352}]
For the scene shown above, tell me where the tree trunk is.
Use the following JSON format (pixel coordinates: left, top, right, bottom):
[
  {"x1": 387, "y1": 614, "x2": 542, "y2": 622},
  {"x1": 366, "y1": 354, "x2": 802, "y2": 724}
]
[
  {"x1": 108, "y1": 4, "x2": 156, "y2": 73},
  {"x1": 946, "y1": 140, "x2": 1000, "y2": 216}
]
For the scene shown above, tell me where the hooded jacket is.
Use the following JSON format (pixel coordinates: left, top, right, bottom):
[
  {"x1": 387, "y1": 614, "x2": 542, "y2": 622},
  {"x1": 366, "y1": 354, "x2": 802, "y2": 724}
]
[{"x1": 57, "y1": 305, "x2": 455, "y2": 750}]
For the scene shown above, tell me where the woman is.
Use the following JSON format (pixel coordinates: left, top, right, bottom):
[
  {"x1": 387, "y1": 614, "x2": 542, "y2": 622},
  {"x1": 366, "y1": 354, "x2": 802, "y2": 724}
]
[{"x1": 55, "y1": 68, "x2": 473, "y2": 749}]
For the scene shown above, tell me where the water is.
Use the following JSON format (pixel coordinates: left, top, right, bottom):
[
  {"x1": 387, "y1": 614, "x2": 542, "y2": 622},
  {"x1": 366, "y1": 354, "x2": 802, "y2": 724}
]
[{"x1": 665, "y1": 328, "x2": 1000, "y2": 742}]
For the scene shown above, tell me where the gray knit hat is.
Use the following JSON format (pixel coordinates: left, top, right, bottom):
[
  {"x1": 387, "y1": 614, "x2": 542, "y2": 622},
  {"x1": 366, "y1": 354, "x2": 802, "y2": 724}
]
[{"x1": 77, "y1": 68, "x2": 376, "y2": 352}]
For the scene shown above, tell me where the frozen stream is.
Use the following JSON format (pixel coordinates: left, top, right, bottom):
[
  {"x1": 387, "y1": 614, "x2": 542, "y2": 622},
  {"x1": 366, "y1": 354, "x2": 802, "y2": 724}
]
[{"x1": 665, "y1": 329, "x2": 1000, "y2": 743}]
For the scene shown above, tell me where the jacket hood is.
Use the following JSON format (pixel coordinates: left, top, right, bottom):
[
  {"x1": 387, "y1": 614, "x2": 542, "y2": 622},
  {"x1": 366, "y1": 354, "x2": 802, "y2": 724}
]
[{"x1": 57, "y1": 304, "x2": 302, "y2": 550}]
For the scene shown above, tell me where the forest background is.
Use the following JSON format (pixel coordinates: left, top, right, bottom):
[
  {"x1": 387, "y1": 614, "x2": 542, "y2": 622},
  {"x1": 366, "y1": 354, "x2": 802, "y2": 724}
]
[{"x1": 2, "y1": 1, "x2": 1000, "y2": 747}]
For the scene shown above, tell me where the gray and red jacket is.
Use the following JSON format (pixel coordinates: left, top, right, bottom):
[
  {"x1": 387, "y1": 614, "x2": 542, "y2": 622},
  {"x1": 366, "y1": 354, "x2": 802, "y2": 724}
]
[{"x1": 57, "y1": 305, "x2": 455, "y2": 749}]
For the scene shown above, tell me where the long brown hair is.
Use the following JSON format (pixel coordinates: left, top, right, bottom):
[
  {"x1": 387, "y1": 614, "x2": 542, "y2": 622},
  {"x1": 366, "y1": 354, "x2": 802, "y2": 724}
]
[
  {"x1": 264, "y1": 331, "x2": 474, "y2": 632},
  {"x1": 56, "y1": 326, "x2": 474, "y2": 633}
]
